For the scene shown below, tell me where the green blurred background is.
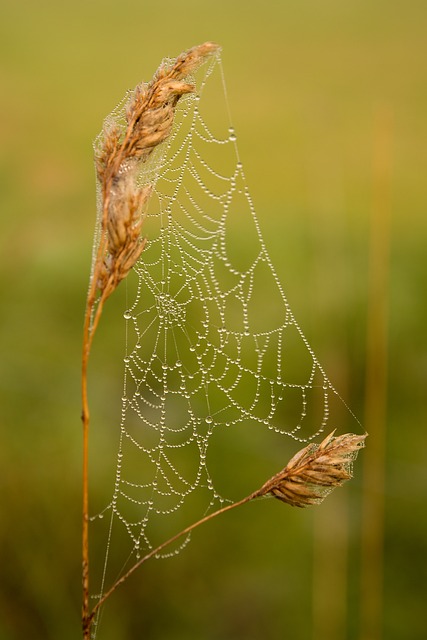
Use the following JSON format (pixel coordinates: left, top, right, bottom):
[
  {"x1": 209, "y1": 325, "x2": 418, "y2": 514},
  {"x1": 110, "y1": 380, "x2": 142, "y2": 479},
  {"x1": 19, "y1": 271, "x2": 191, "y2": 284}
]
[{"x1": 1, "y1": 0, "x2": 426, "y2": 638}]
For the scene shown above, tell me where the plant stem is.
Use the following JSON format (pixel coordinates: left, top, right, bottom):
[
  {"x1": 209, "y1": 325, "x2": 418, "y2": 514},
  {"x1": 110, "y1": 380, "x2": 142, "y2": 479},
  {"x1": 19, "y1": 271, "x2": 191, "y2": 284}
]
[
  {"x1": 81, "y1": 280, "x2": 108, "y2": 638},
  {"x1": 81, "y1": 297, "x2": 96, "y2": 640},
  {"x1": 360, "y1": 104, "x2": 392, "y2": 640},
  {"x1": 81, "y1": 171, "x2": 114, "y2": 638},
  {"x1": 81, "y1": 322, "x2": 91, "y2": 638},
  {"x1": 86, "y1": 490, "x2": 260, "y2": 632}
]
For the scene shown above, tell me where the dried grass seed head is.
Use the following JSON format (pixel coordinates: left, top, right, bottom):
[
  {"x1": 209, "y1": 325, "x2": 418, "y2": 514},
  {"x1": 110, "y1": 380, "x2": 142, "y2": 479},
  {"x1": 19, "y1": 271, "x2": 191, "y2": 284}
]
[
  {"x1": 93, "y1": 42, "x2": 219, "y2": 300},
  {"x1": 257, "y1": 431, "x2": 367, "y2": 508}
]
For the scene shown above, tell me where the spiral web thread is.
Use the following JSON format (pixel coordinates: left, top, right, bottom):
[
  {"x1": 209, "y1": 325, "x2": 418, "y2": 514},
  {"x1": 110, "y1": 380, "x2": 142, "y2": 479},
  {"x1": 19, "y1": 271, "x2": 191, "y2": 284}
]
[{"x1": 91, "y1": 49, "x2": 352, "y2": 625}]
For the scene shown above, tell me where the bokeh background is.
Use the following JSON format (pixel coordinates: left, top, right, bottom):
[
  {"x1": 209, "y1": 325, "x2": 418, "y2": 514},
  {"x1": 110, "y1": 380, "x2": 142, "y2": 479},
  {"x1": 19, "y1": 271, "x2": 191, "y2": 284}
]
[{"x1": 1, "y1": 1, "x2": 426, "y2": 638}]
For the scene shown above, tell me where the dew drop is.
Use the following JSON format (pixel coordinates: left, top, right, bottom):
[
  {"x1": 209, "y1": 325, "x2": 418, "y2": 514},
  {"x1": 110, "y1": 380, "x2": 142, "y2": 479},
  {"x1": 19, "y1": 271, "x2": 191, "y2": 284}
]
[
  {"x1": 229, "y1": 127, "x2": 237, "y2": 142},
  {"x1": 123, "y1": 311, "x2": 132, "y2": 320},
  {"x1": 175, "y1": 360, "x2": 182, "y2": 368},
  {"x1": 205, "y1": 415, "x2": 213, "y2": 425}
]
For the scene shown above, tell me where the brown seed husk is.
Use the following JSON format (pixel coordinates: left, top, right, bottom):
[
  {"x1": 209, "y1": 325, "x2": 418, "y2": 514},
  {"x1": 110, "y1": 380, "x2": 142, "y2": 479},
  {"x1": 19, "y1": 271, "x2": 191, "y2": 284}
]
[
  {"x1": 255, "y1": 431, "x2": 367, "y2": 508},
  {"x1": 93, "y1": 42, "x2": 220, "y2": 300}
]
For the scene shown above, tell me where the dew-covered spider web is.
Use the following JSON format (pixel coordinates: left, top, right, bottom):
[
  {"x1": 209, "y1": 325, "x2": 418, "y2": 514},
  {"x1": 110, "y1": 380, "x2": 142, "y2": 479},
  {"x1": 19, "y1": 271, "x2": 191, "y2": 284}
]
[{"x1": 90, "y1": 48, "x2": 358, "y2": 630}]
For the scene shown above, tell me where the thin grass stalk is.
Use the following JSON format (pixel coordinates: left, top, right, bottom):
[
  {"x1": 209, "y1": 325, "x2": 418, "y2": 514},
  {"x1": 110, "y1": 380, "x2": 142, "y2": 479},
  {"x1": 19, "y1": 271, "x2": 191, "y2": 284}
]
[
  {"x1": 360, "y1": 104, "x2": 393, "y2": 640},
  {"x1": 87, "y1": 492, "x2": 255, "y2": 627},
  {"x1": 307, "y1": 184, "x2": 351, "y2": 640},
  {"x1": 81, "y1": 290, "x2": 96, "y2": 639}
]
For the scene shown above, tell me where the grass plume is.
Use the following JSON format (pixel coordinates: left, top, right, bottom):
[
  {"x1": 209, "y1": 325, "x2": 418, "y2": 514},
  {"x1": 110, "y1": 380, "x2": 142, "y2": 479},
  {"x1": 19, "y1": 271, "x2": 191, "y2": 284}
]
[{"x1": 93, "y1": 41, "x2": 220, "y2": 303}]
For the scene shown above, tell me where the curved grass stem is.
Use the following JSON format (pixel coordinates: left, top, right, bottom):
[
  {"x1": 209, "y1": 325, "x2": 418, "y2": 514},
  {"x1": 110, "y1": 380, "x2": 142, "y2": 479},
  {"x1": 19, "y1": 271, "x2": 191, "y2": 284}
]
[{"x1": 87, "y1": 491, "x2": 257, "y2": 630}]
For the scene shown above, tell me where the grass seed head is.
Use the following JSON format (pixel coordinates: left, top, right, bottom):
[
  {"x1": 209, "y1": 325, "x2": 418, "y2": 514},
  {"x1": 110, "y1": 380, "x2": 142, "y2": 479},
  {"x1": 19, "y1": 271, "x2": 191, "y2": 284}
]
[
  {"x1": 93, "y1": 42, "x2": 219, "y2": 300},
  {"x1": 256, "y1": 431, "x2": 367, "y2": 508}
]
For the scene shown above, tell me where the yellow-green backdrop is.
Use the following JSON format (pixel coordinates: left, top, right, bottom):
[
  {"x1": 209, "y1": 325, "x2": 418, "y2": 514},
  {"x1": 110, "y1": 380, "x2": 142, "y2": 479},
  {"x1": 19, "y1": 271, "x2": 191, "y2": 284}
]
[{"x1": 1, "y1": 1, "x2": 426, "y2": 638}]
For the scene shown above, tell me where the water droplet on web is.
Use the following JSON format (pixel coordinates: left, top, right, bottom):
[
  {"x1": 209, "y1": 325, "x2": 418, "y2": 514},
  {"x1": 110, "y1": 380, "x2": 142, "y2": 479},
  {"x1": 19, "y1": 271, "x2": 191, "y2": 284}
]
[
  {"x1": 205, "y1": 415, "x2": 213, "y2": 424},
  {"x1": 176, "y1": 360, "x2": 182, "y2": 368},
  {"x1": 123, "y1": 311, "x2": 132, "y2": 320},
  {"x1": 229, "y1": 127, "x2": 237, "y2": 142}
]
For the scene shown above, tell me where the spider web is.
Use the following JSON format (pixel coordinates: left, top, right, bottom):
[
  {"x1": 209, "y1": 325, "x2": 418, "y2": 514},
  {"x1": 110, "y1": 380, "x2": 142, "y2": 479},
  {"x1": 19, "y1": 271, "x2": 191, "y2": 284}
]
[{"x1": 91, "y1": 48, "x2": 356, "y2": 626}]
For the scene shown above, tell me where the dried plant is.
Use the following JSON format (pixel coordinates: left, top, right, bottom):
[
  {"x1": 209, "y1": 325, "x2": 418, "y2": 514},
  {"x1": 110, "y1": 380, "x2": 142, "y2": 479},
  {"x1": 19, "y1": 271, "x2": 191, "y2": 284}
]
[
  {"x1": 92, "y1": 41, "x2": 220, "y2": 309},
  {"x1": 80, "y1": 42, "x2": 366, "y2": 639},
  {"x1": 254, "y1": 430, "x2": 367, "y2": 507},
  {"x1": 81, "y1": 42, "x2": 220, "y2": 639}
]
